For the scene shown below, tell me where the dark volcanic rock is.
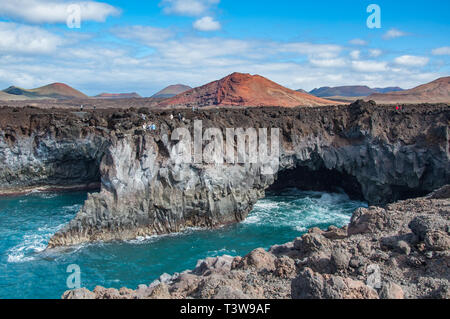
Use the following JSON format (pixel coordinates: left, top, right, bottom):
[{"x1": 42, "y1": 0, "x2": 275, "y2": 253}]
[
  {"x1": 0, "y1": 102, "x2": 449, "y2": 247},
  {"x1": 63, "y1": 186, "x2": 450, "y2": 299}
]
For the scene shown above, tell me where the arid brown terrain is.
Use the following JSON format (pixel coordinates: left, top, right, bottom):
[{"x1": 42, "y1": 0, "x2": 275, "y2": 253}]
[
  {"x1": 368, "y1": 77, "x2": 450, "y2": 104},
  {"x1": 1, "y1": 74, "x2": 448, "y2": 108},
  {"x1": 3, "y1": 83, "x2": 88, "y2": 100},
  {"x1": 160, "y1": 72, "x2": 339, "y2": 108}
]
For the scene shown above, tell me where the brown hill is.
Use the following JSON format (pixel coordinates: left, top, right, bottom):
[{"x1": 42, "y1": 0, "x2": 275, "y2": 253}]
[
  {"x1": 152, "y1": 84, "x2": 192, "y2": 99},
  {"x1": 160, "y1": 73, "x2": 339, "y2": 108},
  {"x1": 3, "y1": 83, "x2": 88, "y2": 99},
  {"x1": 0, "y1": 91, "x2": 31, "y2": 101},
  {"x1": 95, "y1": 92, "x2": 141, "y2": 99},
  {"x1": 368, "y1": 77, "x2": 450, "y2": 104}
]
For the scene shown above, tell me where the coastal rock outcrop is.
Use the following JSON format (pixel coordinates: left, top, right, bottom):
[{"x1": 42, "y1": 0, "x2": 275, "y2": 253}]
[
  {"x1": 0, "y1": 107, "x2": 110, "y2": 194},
  {"x1": 0, "y1": 102, "x2": 449, "y2": 247},
  {"x1": 63, "y1": 186, "x2": 450, "y2": 299}
]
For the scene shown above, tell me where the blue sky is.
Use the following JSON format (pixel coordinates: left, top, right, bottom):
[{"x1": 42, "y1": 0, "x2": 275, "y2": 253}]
[{"x1": 0, "y1": 0, "x2": 448, "y2": 96}]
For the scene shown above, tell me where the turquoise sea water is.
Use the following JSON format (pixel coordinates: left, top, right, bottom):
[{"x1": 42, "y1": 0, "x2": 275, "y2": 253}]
[{"x1": 0, "y1": 189, "x2": 366, "y2": 299}]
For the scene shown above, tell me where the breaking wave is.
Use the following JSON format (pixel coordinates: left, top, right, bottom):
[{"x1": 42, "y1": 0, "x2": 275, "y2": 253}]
[{"x1": 244, "y1": 189, "x2": 365, "y2": 233}]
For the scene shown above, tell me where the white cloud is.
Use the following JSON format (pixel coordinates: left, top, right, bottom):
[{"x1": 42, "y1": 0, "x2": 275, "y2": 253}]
[
  {"x1": 114, "y1": 29, "x2": 344, "y2": 66},
  {"x1": 160, "y1": 0, "x2": 219, "y2": 16},
  {"x1": 1, "y1": 44, "x2": 439, "y2": 96},
  {"x1": 193, "y1": 16, "x2": 221, "y2": 31},
  {"x1": 0, "y1": 22, "x2": 63, "y2": 54},
  {"x1": 352, "y1": 60, "x2": 388, "y2": 72},
  {"x1": 113, "y1": 25, "x2": 174, "y2": 44},
  {"x1": 369, "y1": 49, "x2": 382, "y2": 57},
  {"x1": 383, "y1": 28, "x2": 407, "y2": 39},
  {"x1": 277, "y1": 42, "x2": 342, "y2": 59},
  {"x1": 0, "y1": 0, "x2": 120, "y2": 24},
  {"x1": 156, "y1": 37, "x2": 252, "y2": 65},
  {"x1": 432, "y1": 47, "x2": 450, "y2": 55},
  {"x1": 310, "y1": 58, "x2": 346, "y2": 68},
  {"x1": 394, "y1": 55, "x2": 429, "y2": 67},
  {"x1": 349, "y1": 39, "x2": 367, "y2": 46},
  {"x1": 0, "y1": 20, "x2": 443, "y2": 96},
  {"x1": 350, "y1": 50, "x2": 361, "y2": 59}
]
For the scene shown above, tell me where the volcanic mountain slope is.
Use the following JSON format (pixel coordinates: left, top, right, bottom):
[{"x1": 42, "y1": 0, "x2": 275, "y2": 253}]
[
  {"x1": 160, "y1": 73, "x2": 339, "y2": 108},
  {"x1": 3, "y1": 83, "x2": 88, "y2": 100},
  {"x1": 95, "y1": 93, "x2": 142, "y2": 99},
  {"x1": 0, "y1": 91, "x2": 31, "y2": 101},
  {"x1": 368, "y1": 77, "x2": 450, "y2": 104},
  {"x1": 310, "y1": 86, "x2": 404, "y2": 98},
  {"x1": 152, "y1": 84, "x2": 192, "y2": 99}
]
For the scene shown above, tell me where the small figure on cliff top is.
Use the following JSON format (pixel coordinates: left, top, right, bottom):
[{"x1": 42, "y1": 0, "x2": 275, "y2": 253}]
[{"x1": 144, "y1": 124, "x2": 157, "y2": 131}]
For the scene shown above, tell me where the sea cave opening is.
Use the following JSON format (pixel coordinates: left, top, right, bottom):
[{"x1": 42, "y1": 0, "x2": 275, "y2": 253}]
[
  {"x1": 267, "y1": 164, "x2": 365, "y2": 201},
  {"x1": 45, "y1": 154, "x2": 103, "y2": 192}
]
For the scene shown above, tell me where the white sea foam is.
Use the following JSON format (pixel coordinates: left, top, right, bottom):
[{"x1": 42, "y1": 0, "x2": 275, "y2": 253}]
[
  {"x1": 38, "y1": 193, "x2": 58, "y2": 199},
  {"x1": 242, "y1": 215, "x2": 261, "y2": 224},
  {"x1": 7, "y1": 224, "x2": 66, "y2": 263},
  {"x1": 7, "y1": 234, "x2": 48, "y2": 263},
  {"x1": 61, "y1": 204, "x2": 82, "y2": 212},
  {"x1": 128, "y1": 227, "x2": 204, "y2": 245},
  {"x1": 243, "y1": 190, "x2": 364, "y2": 232},
  {"x1": 207, "y1": 248, "x2": 237, "y2": 257},
  {"x1": 24, "y1": 191, "x2": 57, "y2": 199},
  {"x1": 253, "y1": 201, "x2": 280, "y2": 211}
]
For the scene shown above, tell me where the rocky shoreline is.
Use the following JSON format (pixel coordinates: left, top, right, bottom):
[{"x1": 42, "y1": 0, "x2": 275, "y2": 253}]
[
  {"x1": 0, "y1": 102, "x2": 449, "y2": 247},
  {"x1": 63, "y1": 186, "x2": 450, "y2": 299}
]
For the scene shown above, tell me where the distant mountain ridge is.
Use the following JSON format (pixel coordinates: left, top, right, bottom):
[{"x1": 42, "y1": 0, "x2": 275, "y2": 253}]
[
  {"x1": 95, "y1": 92, "x2": 141, "y2": 99},
  {"x1": 160, "y1": 72, "x2": 339, "y2": 108},
  {"x1": 2, "y1": 83, "x2": 88, "y2": 100},
  {"x1": 152, "y1": 84, "x2": 192, "y2": 99},
  {"x1": 367, "y1": 76, "x2": 450, "y2": 104},
  {"x1": 308, "y1": 86, "x2": 404, "y2": 98}
]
